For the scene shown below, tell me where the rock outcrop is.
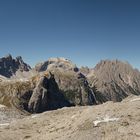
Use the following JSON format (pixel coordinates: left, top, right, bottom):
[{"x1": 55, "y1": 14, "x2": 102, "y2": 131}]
[
  {"x1": 28, "y1": 76, "x2": 49, "y2": 113},
  {"x1": 52, "y1": 70, "x2": 97, "y2": 106},
  {"x1": 28, "y1": 73, "x2": 71, "y2": 113},
  {"x1": 0, "y1": 54, "x2": 31, "y2": 78}
]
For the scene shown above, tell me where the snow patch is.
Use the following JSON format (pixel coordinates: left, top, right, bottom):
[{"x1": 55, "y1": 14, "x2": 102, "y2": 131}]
[
  {"x1": 130, "y1": 98, "x2": 140, "y2": 102},
  {"x1": 0, "y1": 104, "x2": 6, "y2": 108},
  {"x1": 19, "y1": 78, "x2": 29, "y2": 82},
  {"x1": 93, "y1": 115, "x2": 120, "y2": 127},
  {"x1": 71, "y1": 115, "x2": 78, "y2": 119},
  {"x1": 0, "y1": 123, "x2": 10, "y2": 126},
  {"x1": 31, "y1": 115, "x2": 39, "y2": 119}
]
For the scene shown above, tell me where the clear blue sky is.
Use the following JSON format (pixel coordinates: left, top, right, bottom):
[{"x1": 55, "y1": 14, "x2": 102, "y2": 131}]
[{"x1": 0, "y1": 0, "x2": 140, "y2": 68}]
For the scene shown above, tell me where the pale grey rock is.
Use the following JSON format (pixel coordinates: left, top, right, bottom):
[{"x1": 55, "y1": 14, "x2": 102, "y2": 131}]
[
  {"x1": 35, "y1": 57, "x2": 79, "y2": 72},
  {"x1": 88, "y1": 60, "x2": 140, "y2": 103}
]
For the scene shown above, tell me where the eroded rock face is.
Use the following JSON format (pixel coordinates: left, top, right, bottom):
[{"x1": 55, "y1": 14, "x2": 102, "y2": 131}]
[
  {"x1": 28, "y1": 76, "x2": 48, "y2": 113},
  {"x1": 51, "y1": 70, "x2": 97, "y2": 106},
  {"x1": 28, "y1": 73, "x2": 72, "y2": 113},
  {"x1": 0, "y1": 54, "x2": 31, "y2": 78},
  {"x1": 88, "y1": 60, "x2": 140, "y2": 103}
]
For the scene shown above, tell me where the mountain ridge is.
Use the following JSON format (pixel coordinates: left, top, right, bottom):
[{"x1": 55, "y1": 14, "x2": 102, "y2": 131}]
[
  {"x1": 0, "y1": 54, "x2": 31, "y2": 78},
  {"x1": 0, "y1": 54, "x2": 140, "y2": 113}
]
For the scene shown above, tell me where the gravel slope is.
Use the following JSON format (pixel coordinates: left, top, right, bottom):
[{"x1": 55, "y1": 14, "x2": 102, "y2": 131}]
[{"x1": 0, "y1": 96, "x2": 140, "y2": 140}]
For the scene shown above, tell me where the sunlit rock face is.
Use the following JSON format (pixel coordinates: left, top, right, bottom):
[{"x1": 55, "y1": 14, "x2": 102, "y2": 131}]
[{"x1": 88, "y1": 60, "x2": 140, "y2": 103}]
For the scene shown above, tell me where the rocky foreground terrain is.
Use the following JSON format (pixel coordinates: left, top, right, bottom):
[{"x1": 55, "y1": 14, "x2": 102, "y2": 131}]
[
  {"x1": 0, "y1": 96, "x2": 140, "y2": 140},
  {"x1": 0, "y1": 54, "x2": 140, "y2": 140}
]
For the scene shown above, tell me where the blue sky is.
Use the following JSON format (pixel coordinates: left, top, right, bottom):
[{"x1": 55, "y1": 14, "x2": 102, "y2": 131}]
[{"x1": 0, "y1": 0, "x2": 140, "y2": 68}]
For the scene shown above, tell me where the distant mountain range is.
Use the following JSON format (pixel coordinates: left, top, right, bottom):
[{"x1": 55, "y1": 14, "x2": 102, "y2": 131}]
[
  {"x1": 0, "y1": 54, "x2": 31, "y2": 78},
  {"x1": 0, "y1": 54, "x2": 140, "y2": 113}
]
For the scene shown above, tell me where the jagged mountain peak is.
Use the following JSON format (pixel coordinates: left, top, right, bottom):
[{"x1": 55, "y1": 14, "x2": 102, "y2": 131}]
[
  {"x1": 87, "y1": 59, "x2": 140, "y2": 103},
  {"x1": 92, "y1": 59, "x2": 139, "y2": 84},
  {"x1": 0, "y1": 54, "x2": 31, "y2": 78},
  {"x1": 94, "y1": 59, "x2": 133, "y2": 70},
  {"x1": 4, "y1": 54, "x2": 13, "y2": 60},
  {"x1": 16, "y1": 56, "x2": 23, "y2": 61}
]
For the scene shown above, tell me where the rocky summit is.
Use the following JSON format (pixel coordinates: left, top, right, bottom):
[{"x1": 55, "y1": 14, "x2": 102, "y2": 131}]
[
  {"x1": 0, "y1": 55, "x2": 140, "y2": 140},
  {"x1": 35, "y1": 57, "x2": 79, "y2": 72},
  {"x1": 0, "y1": 54, "x2": 31, "y2": 78},
  {"x1": 88, "y1": 60, "x2": 140, "y2": 103}
]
